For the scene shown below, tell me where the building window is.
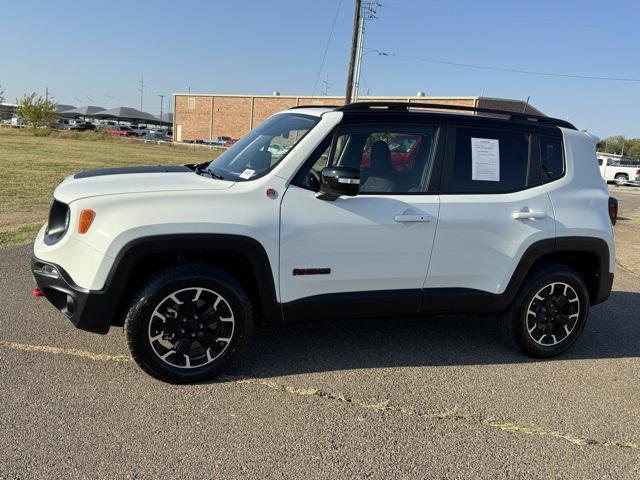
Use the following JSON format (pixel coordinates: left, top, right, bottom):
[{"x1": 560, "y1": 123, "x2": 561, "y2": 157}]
[{"x1": 188, "y1": 97, "x2": 196, "y2": 110}]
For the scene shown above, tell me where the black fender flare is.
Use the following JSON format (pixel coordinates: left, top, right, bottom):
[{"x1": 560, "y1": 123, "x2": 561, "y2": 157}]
[{"x1": 104, "y1": 234, "x2": 281, "y2": 325}]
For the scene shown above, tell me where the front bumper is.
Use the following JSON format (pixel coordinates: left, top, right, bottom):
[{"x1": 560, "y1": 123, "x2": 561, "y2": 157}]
[{"x1": 31, "y1": 256, "x2": 114, "y2": 334}]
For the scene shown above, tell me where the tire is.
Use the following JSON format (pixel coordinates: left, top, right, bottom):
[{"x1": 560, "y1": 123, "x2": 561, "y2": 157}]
[
  {"x1": 124, "y1": 263, "x2": 253, "y2": 383},
  {"x1": 499, "y1": 263, "x2": 589, "y2": 358},
  {"x1": 614, "y1": 174, "x2": 628, "y2": 186}
]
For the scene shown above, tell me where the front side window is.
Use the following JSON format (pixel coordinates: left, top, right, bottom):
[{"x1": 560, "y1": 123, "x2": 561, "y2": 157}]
[
  {"x1": 206, "y1": 113, "x2": 319, "y2": 181},
  {"x1": 451, "y1": 127, "x2": 530, "y2": 194},
  {"x1": 344, "y1": 127, "x2": 439, "y2": 194},
  {"x1": 294, "y1": 125, "x2": 439, "y2": 194}
]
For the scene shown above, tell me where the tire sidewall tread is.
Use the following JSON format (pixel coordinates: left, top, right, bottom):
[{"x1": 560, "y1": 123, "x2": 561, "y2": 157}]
[
  {"x1": 124, "y1": 263, "x2": 253, "y2": 383},
  {"x1": 500, "y1": 263, "x2": 590, "y2": 358}
]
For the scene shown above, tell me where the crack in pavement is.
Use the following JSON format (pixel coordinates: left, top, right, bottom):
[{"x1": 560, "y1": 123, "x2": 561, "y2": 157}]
[
  {"x1": 2, "y1": 340, "x2": 639, "y2": 452},
  {"x1": 0, "y1": 340, "x2": 131, "y2": 362},
  {"x1": 234, "y1": 378, "x2": 640, "y2": 451}
]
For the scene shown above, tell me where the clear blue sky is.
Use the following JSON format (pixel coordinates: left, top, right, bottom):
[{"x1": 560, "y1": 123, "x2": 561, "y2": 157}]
[{"x1": 3, "y1": 0, "x2": 639, "y2": 137}]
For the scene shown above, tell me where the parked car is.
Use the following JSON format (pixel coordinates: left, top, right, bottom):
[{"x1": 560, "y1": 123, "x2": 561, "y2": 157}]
[
  {"x1": 598, "y1": 156, "x2": 640, "y2": 186},
  {"x1": 74, "y1": 122, "x2": 96, "y2": 132},
  {"x1": 223, "y1": 139, "x2": 237, "y2": 148},
  {"x1": 142, "y1": 131, "x2": 170, "y2": 141},
  {"x1": 147, "y1": 127, "x2": 167, "y2": 136},
  {"x1": 104, "y1": 125, "x2": 135, "y2": 137},
  {"x1": 31, "y1": 103, "x2": 616, "y2": 383},
  {"x1": 361, "y1": 134, "x2": 422, "y2": 172},
  {"x1": 202, "y1": 136, "x2": 232, "y2": 146},
  {"x1": 55, "y1": 120, "x2": 77, "y2": 130},
  {"x1": 267, "y1": 143, "x2": 288, "y2": 157},
  {"x1": 128, "y1": 124, "x2": 148, "y2": 137}
]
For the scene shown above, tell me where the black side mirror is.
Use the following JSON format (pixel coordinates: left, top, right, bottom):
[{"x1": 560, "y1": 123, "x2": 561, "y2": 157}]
[{"x1": 316, "y1": 166, "x2": 360, "y2": 201}]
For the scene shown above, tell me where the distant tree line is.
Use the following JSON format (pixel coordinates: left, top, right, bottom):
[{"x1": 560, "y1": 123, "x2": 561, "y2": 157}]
[{"x1": 597, "y1": 136, "x2": 640, "y2": 161}]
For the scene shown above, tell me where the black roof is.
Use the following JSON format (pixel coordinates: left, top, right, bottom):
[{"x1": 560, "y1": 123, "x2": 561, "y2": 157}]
[
  {"x1": 337, "y1": 102, "x2": 576, "y2": 130},
  {"x1": 291, "y1": 102, "x2": 576, "y2": 131}
]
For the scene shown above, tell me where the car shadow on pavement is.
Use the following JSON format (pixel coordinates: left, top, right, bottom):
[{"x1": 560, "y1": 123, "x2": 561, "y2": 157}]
[{"x1": 234, "y1": 290, "x2": 640, "y2": 378}]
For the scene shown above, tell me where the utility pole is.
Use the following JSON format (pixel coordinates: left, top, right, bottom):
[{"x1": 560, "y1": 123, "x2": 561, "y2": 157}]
[
  {"x1": 158, "y1": 94, "x2": 165, "y2": 127},
  {"x1": 351, "y1": 11, "x2": 366, "y2": 102},
  {"x1": 321, "y1": 75, "x2": 330, "y2": 96},
  {"x1": 344, "y1": 0, "x2": 362, "y2": 104},
  {"x1": 138, "y1": 76, "x2": 146, "y2": 110},
  {"x1": 345, "y1": 1, "x2": 381, "y2": 104}
]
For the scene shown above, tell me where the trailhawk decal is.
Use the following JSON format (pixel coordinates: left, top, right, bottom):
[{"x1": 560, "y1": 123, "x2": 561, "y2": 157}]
[{"x1": 292, "y1": 268, "x2": 331, "y2": 276}]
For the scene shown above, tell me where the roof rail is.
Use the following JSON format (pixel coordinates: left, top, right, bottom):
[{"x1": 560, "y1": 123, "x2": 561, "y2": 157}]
[
  {"x1": 337, "y1": 102, "x2": 576, "y2": 130},
  {"x1": 288, "y1": 104, "x2": 343, "y2": 110}
]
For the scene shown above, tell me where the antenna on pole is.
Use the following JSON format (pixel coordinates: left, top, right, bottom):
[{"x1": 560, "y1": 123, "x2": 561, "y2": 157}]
[{"x1": 138, "y1": 76, "x2": 146, "y2": 110}]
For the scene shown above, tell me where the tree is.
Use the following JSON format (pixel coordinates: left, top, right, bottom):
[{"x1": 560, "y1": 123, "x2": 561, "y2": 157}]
[
  {"x1": 598, "y1": 135, "x2": 640, "y2": 161},
  {"x1": 16, "y1": 92, "x2": 57, "y2": 131},
  {"x1": 0, "y1": 84, "x2": 4, "y2": 104}
]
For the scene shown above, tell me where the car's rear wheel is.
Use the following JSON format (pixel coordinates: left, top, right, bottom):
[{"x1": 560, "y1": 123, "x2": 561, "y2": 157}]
[
  {"x1": 499, "y1": 264, "x2": 589, "y2": 358},
  {"x1": 614, "y1": 174, "x2": 628, "y2": 186},
  {"x1": 124, "y1": 264, "x2": 253, "y2": 383}
]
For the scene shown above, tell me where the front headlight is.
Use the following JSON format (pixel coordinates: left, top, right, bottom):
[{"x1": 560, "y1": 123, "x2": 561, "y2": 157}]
[{"x1": 44, "y1": 200, "x2": 70, "y2": 245}]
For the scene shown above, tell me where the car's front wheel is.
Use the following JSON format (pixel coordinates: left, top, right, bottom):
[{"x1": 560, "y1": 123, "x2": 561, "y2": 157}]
[
  {"x1": 124, "y1": 264, "x2": 253, "y2": 383},
  {"x1": 500, "y1": 264, "x2": 589, "y2": 358}
]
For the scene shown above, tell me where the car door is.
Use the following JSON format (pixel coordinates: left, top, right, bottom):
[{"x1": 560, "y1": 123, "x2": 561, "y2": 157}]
[
  {"x1": 424, "y1": 125, "x2": 556, "y2": 309},
  {"x1": 279, "y1": 123, "x2": 444, "y2": 320}
]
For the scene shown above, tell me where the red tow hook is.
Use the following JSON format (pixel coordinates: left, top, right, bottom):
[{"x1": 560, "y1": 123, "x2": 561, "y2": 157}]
[{"x1": 32, "y1": 288, "x2": 43, "y2": 298}]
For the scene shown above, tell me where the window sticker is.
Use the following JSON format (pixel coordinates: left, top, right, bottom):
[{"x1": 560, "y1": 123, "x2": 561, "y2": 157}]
[
  {"x1": 471, "y1": 138, "x2": 500, "y2": 182},
  {"x1": 239, "y1": 168, "x2": 255, "y2": 179}
]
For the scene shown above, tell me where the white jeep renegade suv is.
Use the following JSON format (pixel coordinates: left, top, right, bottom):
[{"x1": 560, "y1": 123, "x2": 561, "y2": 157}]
[{"x1": 32, "y1": 102, "x2": 617, "y2": 383}]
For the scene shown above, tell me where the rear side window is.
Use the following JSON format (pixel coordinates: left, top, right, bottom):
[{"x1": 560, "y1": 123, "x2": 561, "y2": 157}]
[
  {"x1": 451, "y1": 128, "x2": 530, "y2": 194},
  {"x1": 540, "y1": 136, "x2": 564, "y2": 183}
]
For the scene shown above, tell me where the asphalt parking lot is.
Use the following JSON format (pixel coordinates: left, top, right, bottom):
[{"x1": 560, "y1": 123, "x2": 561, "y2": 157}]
[{"x1": 2, "y1": 190, "x2": 640, "y2": 479}]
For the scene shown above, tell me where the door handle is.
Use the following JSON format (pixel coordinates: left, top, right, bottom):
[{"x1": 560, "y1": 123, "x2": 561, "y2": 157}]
[
  {"x1": 394, "y1": 214, "x2": 432, "y2": 223},
  {"x1": 512, "y1": 208, "x2": 546, "y2": 220}
]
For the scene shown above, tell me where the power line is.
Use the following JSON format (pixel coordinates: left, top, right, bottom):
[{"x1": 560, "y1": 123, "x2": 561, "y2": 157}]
[
  {"x1": 365, "y1": 48, "x2": 640, "y2": 83},
  {"x1": 312, "y1": 0, "x2": 343, "y2": 97}
]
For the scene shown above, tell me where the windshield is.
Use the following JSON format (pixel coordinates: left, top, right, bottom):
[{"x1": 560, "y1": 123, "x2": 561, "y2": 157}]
[{"x1": 205, "y1": 113, "x2": 319, "y2": 181}]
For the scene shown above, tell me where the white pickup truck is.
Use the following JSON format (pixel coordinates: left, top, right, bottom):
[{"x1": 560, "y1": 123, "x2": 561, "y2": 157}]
[{"x1": 598, "y1": 155, "x2": 640, "y2": 186}]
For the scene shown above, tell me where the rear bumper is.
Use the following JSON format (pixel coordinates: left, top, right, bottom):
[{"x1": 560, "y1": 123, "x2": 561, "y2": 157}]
[{"x1": 31, "y1": 256, "x2": 114, "y2": 334}]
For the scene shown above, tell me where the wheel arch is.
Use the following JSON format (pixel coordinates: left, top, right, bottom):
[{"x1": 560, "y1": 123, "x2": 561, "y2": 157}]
[
  {"x1": 507, "y1": 237, "x2": 612, "y2": 307},
  {"x1": 105, "y1": 234, "x2": 281, "y2": 327}
]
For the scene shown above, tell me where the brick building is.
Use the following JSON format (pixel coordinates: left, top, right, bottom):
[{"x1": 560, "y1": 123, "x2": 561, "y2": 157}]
[{"x1": 172, "y1": 93, "x2": 543, "y2": 142}]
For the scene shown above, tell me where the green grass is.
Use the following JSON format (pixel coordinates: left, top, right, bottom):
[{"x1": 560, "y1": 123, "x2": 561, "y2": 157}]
[{"x1": 0, "y1": 128, "x2": 220, "y2": 246}]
